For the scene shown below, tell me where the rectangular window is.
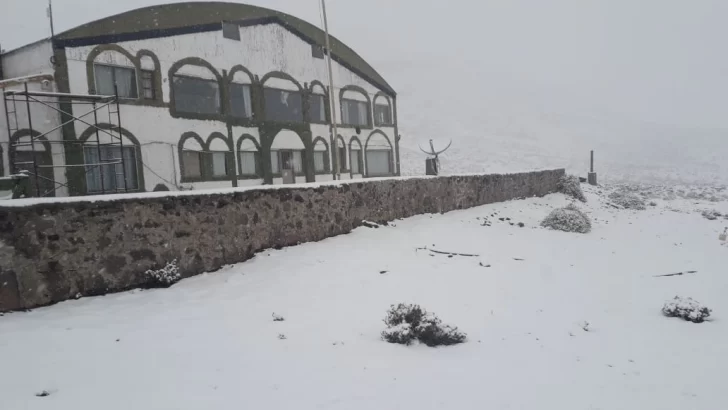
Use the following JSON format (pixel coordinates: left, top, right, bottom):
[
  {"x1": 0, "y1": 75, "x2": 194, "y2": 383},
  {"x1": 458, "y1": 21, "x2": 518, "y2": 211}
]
[
  {"x1": 239, "y1": 151, "x2": 257, "y2": 176},
  {"x1": 366, "y1": 150, "x2": 391, "y2": 176},
  {"x1": 84, "y1": 146, "x2": 139, "y2": 192},
  {"x1": 274, "y1": 150, "x2": 304, "y2": 174},
  {"x1": 181, "y1": 150, "x2": 202, "y2": 179},
  {"x1": 211, "y1": 152, "x2": 230, "y2": 177},
  {"x1": 271, "y1": 151, "x2": 280, "y2": 174},
  {"x1": 375, "y1": 103, "x2": 392, "y2": 125},
  {"x1": 230, "y1": 83, "x2": 252, "y2": 119},
  {"x1": 310, "y1": 94, "x2": 326, "y2": 123},
  {"x1": 350, "y1": 149, "x2": 361, "y2": 174},
  {"x1": 314, "y1": 151, "x2": 326, "y2": 172},
  {"x1": 173, "y1": 75, "x2": 220, "y2": 115},
  {"x1": 141, "y1": 70, "x2": 155, "y2": 100},
  {"x1": 341, "y1": 99, "x2": 369, "y2": 127},
  {"x1": 338, "y1": 146, "x2": 347, "y2": 171},
  {"x1": 94, "y1": 64, "x2": 138, "y2": 98},
  {"x1": 264, "y1": 88, "x2": 303, "y2": 123},
  {"x1": 222, "y1": 22, "x2": 241, "y2": 41},
  {"x1": 312, "y1": 44, "x2": 324, "y2": 59}
]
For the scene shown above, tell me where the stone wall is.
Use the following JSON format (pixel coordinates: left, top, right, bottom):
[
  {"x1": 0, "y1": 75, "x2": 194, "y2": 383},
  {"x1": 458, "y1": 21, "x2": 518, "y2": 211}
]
[{"x1": 0, "y1": 169, "x2": 564, "y2": 311}]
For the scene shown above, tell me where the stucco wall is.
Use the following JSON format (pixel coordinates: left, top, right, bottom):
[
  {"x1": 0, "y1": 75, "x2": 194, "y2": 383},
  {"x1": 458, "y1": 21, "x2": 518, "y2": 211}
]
[{"x1": 0, "y1": 169, "x2": 564, "y2": 311}]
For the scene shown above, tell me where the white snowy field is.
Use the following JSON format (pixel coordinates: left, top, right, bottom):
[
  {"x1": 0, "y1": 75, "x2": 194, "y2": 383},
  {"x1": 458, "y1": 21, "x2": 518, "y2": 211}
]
[{"x1": 1, "y1": 185, "x2": 728, "y2": 410}]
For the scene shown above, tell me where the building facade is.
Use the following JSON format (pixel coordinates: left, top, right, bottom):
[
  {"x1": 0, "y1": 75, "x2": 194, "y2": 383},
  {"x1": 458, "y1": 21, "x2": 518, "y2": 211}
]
[{"x1": 0, "y1": 2, "x2": 399, "y2": 197}]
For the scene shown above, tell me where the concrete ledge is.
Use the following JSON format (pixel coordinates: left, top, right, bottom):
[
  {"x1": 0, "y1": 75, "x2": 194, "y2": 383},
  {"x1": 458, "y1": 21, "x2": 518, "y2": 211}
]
[{"x1": 0, "y1": 169, "x2": 564, "y2": 311}]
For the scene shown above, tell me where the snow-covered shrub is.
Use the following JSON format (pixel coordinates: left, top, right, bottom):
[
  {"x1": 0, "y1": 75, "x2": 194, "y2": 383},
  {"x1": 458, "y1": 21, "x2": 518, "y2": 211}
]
[
  {"x1": 662, "y1": 296, "x2": 712, "y2": 323},
  {"x1": 558, "y1": 175, "x2": 587, "y2": 202},
  {"x1": 145, "y1": 259, "x2": 181, "y2": 288},
  {"x1": 272, "y1": 313, "x2": 285, "y2": 322},
  {"x1": 608, "y1": 191, "x2": 646, "y2": 210},
  {"x1": 701, "y1": 209, "x2": 722, "y2": 220},
  {"x1": 382, "y1": 303, "x2": 466, "y2": 347},
  {"x1": 541, "y1": 203, "x2": 591, "y2": 234}
]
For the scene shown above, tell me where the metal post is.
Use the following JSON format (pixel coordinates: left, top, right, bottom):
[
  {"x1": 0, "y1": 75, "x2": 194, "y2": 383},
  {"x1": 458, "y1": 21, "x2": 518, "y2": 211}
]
[
  {"x1": 588, "y1": 149, "x2": 598, "y2": 186},
  {"x1": 23, "y1": 83, "x2": 41, "y2": 196},
  {"x1": 590, "y1": 150, "x2": 594, "y2": 173},
  {"x1": 92, "y1": 101, "x2": 105, "y2": 193},
  {"x1": 47, "y1": 0, "x2": 55, "y2": 39},
  {"x1": 114, "y1": 85, "x2": 129, "y2": 192},
  {"x1": 321, "y1": 0, "x2": 340, "y2": 180}
]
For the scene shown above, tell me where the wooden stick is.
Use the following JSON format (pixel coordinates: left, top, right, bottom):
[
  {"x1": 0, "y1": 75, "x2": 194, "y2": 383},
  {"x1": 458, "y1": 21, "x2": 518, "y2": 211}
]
[
  {"x1": 653, "y1": 271, "x2": 697, "y2": 277},
  {"x1": 416, "y1": 247, "x2": 479, "y2": 257}
]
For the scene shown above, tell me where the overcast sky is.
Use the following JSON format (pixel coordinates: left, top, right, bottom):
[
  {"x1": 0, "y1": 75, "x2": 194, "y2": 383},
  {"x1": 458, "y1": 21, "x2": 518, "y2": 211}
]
[{"x1": 2, "y1": 0, "x2": 727, "y2": 133}]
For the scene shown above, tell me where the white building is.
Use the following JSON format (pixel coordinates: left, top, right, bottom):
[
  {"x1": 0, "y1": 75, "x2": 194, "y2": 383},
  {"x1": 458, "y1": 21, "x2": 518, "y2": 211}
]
[{"x1": 0, "y1": 2, "x2": 400, "y2": 197}]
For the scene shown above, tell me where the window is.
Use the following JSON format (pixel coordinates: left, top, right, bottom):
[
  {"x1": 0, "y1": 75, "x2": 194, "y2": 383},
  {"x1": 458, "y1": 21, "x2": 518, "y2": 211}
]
[
  {"x1": 264, "y1": 88, "x2": 303, "y2": 123},
  {"x1": 141, "y1": 70, "x2": 155, "y2": 100},
  {"x1": 230, "y1": 83, "x2": 252, "y2": 119},
  {"x1": 181, "y1": 150, "x2": 203, "y2": 179},
  {"x1": 375, "y1": 103, "x2": 392, "y2": 125},
  {"x1": 239, "y1": 151, "x2": 258, "y2": 176},
  {"x1": 312, "y1": 44, "x2": 324, "y2": 59},
  {"x1": 84, "y1": 145, "x2": 139, "y2": 192},
  {"x1": 350, "y1": 148, "x2": 362, "y2": 174},
  {"x1": 338, "y1": 145, "x2": 347, "y2": 171},
  {"x1": 366, "y1": 150, "x2": 392, "y2": 176},
  {"x1": 341, "y1": 98, "x2": 369, "y2": 127},
  {"x1": 310, "y1": 94, "x2": 326, "y2": 123},
  {"x1": 314, "y1": 151, "x2": 326, "y2": 172},
  {"x1": 210, "y1": 151, "x2": 232, "y2": 177},
  {"x1": 271, "y1": 150, "x2": 304, "y2": 174},
  {"x1": 173, "y1": 75, "x2": 220, "y2": 115},
  {"x1": 94, "y1": 64, "x2": 137, "y2": 98},
  {"x1": 222, "y1": 22, "x2": 241, "y2": 41}
]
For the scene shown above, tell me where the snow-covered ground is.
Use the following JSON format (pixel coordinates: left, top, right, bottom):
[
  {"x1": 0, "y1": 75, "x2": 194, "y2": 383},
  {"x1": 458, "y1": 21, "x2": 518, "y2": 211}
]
[{"x1": 1, "y1": 185, "x2": 727, "y2": 410}]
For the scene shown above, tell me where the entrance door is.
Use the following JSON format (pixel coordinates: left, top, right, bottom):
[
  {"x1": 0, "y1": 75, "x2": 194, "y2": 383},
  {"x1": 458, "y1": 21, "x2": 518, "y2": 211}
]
[{"x1": 280, "y1": 151, "x2": 295, "y2": 184}]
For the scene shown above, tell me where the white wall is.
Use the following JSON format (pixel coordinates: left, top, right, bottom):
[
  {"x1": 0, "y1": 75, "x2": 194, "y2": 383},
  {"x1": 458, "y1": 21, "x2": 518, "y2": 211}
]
[
  {"x1": 60, "y1": 21, "x2": 396, "y2": 192},
  {"x1": 1, "y1": 40, "x2": 54, "y2": 79}
]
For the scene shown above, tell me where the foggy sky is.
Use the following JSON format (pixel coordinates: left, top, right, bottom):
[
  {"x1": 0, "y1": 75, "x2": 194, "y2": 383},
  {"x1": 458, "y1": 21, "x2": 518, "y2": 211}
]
[{"x1": 1, "y1": 0, "x2": 727, "y2": 132}]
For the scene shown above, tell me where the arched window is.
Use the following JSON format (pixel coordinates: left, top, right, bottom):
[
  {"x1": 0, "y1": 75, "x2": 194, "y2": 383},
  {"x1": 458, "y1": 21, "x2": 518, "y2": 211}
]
[
  {"x1": 312, "y1": 137, "x2": 329, "y2": 173},
  {"x1": 229, "y1": 69, "x2": 253, "y2": 119},
  {"x1": 237, "y1": 135, "x2": 261, "y2": 177},
  {"x1": 9, "y1": 131, "x2": 55, "y2": 196},
  {"x1": 373, "y1": 94, "x2": 393, "y2": 126},
  {"x1": 262, "y1": 75, "x2": 303, "y2": 123},
  {"x1": 83, "y1": 136, "x2": 140, "y2": 193},
  {"x1": 336, "y1": 136, "x2": 347, "y2": 172},
  {"x1": 350, "y1": 137, "x2": 363, "y2": 175},
  {"x1": 207, "y1": 133, "x2": 234, "y2": 178},
  {"x1": 138, "y1": 54, "x2": 157, "y2": 100},
  {"x1": 270, "y1": 130, "x2": 305, "y2": 176},
  {"x1": 340, "y1": 87, "x2": 371, "y2": 127},
  {"x1": 179, "y1": 132, "x2": 205, "y2": 181},
  {"x1": 171, "y1": 62, "x2": 222, "y2": 115},
  {"x1": 365, "y1": 131, "x2": 393, "y2": 177},
  {"x1": 93, "y1": 50, "x2": 138, "y2": 98},
  {"x1": 309, "y1": 82, "x2": 327, "y2": 124}
]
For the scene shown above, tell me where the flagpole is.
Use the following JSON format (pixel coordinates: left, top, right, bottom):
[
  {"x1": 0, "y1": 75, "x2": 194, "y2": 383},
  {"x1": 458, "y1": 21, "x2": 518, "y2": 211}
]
[
  {"x1": 47, "y1": 0, "x2": 55, "y2": 39},
  {"x1": 321, "y1": 0, "x2": 340, "y2": 180}
]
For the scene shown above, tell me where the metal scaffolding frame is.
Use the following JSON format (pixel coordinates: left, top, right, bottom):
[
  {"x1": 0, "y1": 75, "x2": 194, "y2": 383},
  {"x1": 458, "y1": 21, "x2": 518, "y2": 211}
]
[{"x1": 3, "y1": 83, "x2": 130, "y2": 197}]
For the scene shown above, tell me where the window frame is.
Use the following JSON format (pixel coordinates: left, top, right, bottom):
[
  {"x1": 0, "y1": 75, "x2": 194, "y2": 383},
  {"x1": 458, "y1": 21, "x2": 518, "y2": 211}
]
[
  {"x1": 229, "y1": 82, "x2": 253, "y2": 120},
  {"x1": 140, "y1": 70, "x2": 155, "y2": 100},
  {"x1": 171, "y1": 73, "x2": 222, "y2": 116},
  {"x1": 340, "y1": 97, "x2": 371, "y2": 128},
  {"x1": 374, "y1": 102, "x2": 393, "y2": 126},
  {"x1": 93, "y1": 63, "x2": 139, "y2": 99},
  {"x1": 270, "y1": 149, "x2": 306, "y2": 177},
  {"x1": 263, "y1": 87, "x2": 305, "y2": 124},
  {"x1": 83, "y1": 144, "x2": 140, "y2": 193},
  {"x1": 309, "y1": 93, "x2": 328, "y2": 124}
]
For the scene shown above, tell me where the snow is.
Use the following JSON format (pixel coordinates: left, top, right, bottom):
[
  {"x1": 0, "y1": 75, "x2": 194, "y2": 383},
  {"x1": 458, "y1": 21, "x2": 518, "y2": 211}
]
[{"x1": 1, "y1": 185, "x2": 727, "y2": 409}]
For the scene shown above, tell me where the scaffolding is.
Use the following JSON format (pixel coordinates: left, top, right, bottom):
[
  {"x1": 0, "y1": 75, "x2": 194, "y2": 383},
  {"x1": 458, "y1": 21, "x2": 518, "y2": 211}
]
[{"x1": 2, "y1": 81, "x2": 130, "y2": 197}]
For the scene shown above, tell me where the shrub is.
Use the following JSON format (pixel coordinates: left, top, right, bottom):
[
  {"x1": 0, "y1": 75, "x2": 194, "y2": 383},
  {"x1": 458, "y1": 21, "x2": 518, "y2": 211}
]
[
  {"x1": 541, "y1": 203, "x2": 591, "y2": 233},
  {"x1": 558, "y1": 175, "x2": 587, "y2": 202},
  {"x1": 701, "y1": 209, "x2": 722, "y2": 220},
  {"x1": 382, "y1": 303, "x2": 466, "y2": 347},
  {"x1": 608, "y1": 191, "x2": 646, "y2": 210},
  {"x1": 145, "y1": 260, "x2": 181, "y2": 288},
  {"x1": 662, "y1": 296, "x2": 711, "y2": 323}
]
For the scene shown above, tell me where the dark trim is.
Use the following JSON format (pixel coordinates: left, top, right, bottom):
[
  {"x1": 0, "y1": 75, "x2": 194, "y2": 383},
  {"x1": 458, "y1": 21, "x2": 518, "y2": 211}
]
[
  {"x1": 339, "y1": 85, "x2": 373, "y2": 129},
  {"x1": 236, "y1": 134, "x2": 262, "y2": 178},
  {"x1": 178, "y1": 132, "x2": 207, "y2": 183},
  {"x1": 364, "y1": 129, "x2": 395, "y2": 178},
  {"x1": 0, "y1": 144, "x2": 4, "y2": 177},
  {"x1": 77, "y1": 123, "x2": 146, "y2": 193},
  {"x1": 392, "y1": 96, "x2": 401, "y2": 176},
  {"x1": 168, "y1": 57, "x2": 224, "y2": 121},
  {"x1": 53, "y1": 15, "x2": 396, "y2": 96},
  {"x1": 259, "y1": 125, "x2": 312, "y2": 184},
  {"x1": 311, "y1": 136, "x2": 330, "y2": 174},
  {"x1": 85, "y1": 44, "x2": 165, "y2": 107},
  {"x1": 307, "y1": 81, "x2": 330, "y2": 125},
  {"x1": 260, "y1": 71, "x2": 304, "y2": 92},
  {"x1": 334, "y1": 134, "x2": 348, "y2": 172},
  {"x1": 178, "y1": 131, "x2": 235, "y2": 184},
  {"x1": 9, "y1": 129, "x2": 55, "y2": 197}
]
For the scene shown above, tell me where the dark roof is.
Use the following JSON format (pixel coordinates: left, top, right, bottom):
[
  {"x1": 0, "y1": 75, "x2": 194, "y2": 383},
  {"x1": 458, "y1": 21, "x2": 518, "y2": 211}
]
[{"x1": 54, "y1": 1, "x2": 395, "y2": 95}]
